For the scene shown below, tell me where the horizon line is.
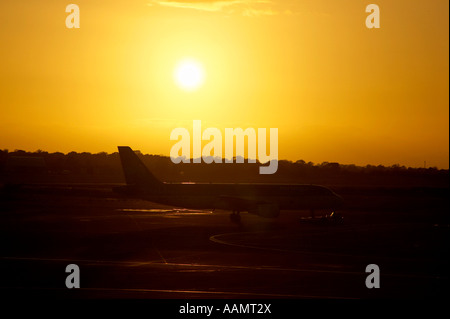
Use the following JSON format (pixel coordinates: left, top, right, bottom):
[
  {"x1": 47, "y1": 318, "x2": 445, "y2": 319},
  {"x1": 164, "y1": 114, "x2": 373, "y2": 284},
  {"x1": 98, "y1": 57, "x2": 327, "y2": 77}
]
[{"x1": 1, "y1": 148, "x2": 447, "y2": 171}]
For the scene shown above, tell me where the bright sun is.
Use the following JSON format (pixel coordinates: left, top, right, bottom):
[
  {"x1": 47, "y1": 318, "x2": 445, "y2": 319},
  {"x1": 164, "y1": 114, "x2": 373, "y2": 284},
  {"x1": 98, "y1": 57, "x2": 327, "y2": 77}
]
[{"x1": 174, "y1": 59, "x2": 205, "y2": 91}]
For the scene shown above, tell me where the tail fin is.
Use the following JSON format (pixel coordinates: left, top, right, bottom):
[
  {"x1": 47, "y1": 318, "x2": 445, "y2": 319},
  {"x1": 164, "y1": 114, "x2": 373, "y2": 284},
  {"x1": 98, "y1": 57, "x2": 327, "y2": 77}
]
[{"x1": 117, "y1": 146, "x2": 163, "y2": 188}]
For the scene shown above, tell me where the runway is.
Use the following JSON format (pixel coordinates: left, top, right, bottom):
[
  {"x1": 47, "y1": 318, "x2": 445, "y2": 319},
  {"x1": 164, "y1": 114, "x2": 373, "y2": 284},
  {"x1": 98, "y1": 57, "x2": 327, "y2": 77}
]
[{"x1": 0, "y1": 185, "x2": 448, "y2": 299}]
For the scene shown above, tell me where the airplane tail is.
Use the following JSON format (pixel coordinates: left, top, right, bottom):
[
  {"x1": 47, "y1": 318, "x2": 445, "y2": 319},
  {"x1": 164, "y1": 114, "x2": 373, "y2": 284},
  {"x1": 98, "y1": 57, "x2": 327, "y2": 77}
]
[{"x1": 117, "y1": 146, "x2": 163, "y2": 189}]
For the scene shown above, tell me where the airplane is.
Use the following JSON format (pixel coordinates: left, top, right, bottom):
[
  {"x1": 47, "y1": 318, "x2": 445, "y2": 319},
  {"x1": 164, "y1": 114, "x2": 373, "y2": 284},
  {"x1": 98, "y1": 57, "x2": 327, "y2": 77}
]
[{"x1": 114, "y1": 146, "x2": 344, "y2": 223}]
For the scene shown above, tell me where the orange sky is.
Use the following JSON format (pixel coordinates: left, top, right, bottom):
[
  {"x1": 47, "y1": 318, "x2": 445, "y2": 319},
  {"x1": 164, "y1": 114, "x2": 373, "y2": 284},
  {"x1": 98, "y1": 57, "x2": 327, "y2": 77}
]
[{"x1": 0, "y1": 0, "x2": 448, "y2": 168}]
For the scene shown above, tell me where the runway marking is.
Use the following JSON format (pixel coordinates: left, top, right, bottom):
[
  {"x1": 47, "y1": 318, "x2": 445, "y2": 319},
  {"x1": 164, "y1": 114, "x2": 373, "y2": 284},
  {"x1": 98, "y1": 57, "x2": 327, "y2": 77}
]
[
  {"x1": 1, "y1": 256, "x2": 444, "y2": 280},
  {"x1": 153, "y1": 246, "x2": 168, "y2": 265},
  {"x1": 123, "y1": 209, "x2": 168, "y2": 264},
  {"x1": 209, "y1": 230, "x2": 444, "y2": 262},
  {"x1": 1, "y1": 256, "x2": 140, "y2": 266},
  {"x1": 210, "y1": 231, "x2": 363, "y2": 258},
  {"x1": 0, "y1": 286, "x2": 358, "y2": 299},
  {"x1": 117, "y1": 208, "x2": 213, "y2": 216}
]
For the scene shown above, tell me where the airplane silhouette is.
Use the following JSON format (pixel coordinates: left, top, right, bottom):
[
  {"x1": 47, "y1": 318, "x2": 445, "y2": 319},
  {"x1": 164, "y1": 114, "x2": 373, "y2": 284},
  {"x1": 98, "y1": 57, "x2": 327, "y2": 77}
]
[{"x1": 115, "y1": 146, "x2": 344, "y2": 223}]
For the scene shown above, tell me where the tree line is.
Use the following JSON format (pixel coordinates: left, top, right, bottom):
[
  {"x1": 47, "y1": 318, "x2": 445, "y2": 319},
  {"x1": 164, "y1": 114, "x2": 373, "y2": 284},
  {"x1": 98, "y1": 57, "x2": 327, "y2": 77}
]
[{"x1": 0, "y1": 149, "x2": 447, "y2": 187}]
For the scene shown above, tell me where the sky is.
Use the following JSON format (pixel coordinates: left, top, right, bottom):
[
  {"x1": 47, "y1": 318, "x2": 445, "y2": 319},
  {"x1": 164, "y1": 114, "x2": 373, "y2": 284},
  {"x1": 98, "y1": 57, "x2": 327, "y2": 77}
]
[{"x1": 0, "y1": 0, "x2": 448, "y2": 168}]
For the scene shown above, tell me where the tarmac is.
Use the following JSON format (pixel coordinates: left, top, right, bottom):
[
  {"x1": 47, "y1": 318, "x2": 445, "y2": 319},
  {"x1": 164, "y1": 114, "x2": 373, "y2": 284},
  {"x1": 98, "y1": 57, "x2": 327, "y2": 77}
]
[{"x1": 0, "y1": 184, "x2": 448, "y2": 300}]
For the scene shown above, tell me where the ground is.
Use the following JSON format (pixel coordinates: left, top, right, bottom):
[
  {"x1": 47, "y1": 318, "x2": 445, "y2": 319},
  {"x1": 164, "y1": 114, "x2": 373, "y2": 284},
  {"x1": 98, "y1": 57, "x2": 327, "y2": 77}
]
[{"x1": 0, "y1": 185, "x2": 448, "y2": 300}]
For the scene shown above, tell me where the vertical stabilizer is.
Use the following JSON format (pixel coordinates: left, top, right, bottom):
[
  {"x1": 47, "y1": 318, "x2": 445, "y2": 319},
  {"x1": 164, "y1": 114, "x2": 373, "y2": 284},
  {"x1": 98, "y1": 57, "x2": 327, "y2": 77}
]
[{"x1": 117, "y1": 146, "x2": 163, "y2": 189}]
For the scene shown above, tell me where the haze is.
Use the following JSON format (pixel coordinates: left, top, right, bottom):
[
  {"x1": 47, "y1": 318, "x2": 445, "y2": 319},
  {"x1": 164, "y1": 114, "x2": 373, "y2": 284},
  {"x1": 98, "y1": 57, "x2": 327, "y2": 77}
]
[{"x1": 0, "y1": 0, "x2": 448, "y2": 168}]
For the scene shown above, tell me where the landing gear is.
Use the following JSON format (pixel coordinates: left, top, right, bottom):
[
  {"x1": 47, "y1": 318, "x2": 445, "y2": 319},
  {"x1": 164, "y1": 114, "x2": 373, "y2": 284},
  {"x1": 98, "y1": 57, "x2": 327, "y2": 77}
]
[
  {"x1": 300, "y1": 209, "x2": 344, "y2": 225},
  {"x1": 229, "y1": 210, "x2": 241, "y2": 224},
  {"x1": 322, "y1": 211, "x2": 344, "y2": 224}
]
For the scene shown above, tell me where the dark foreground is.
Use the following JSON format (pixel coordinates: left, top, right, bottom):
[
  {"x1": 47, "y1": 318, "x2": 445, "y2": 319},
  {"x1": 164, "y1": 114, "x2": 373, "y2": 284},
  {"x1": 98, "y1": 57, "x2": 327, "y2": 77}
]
[{"x1": 0, "y1": 184, "x2": 448, "y2": 302}]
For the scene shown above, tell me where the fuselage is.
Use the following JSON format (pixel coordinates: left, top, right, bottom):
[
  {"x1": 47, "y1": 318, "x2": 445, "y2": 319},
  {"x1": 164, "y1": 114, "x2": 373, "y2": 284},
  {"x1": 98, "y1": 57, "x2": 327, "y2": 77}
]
[
  {"x1": 119, "y1": 182, "x2": 344, "y2": 212},
  {"x1": 116, "y1": 146, "x2": 344, "y2": 219}
]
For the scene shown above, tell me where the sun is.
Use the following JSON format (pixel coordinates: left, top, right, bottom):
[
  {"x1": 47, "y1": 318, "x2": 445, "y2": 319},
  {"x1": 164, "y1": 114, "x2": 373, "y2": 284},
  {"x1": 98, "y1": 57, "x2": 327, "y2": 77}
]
[{"x1": 174, "y1": 58, "x2": 205, "y2": 91}]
